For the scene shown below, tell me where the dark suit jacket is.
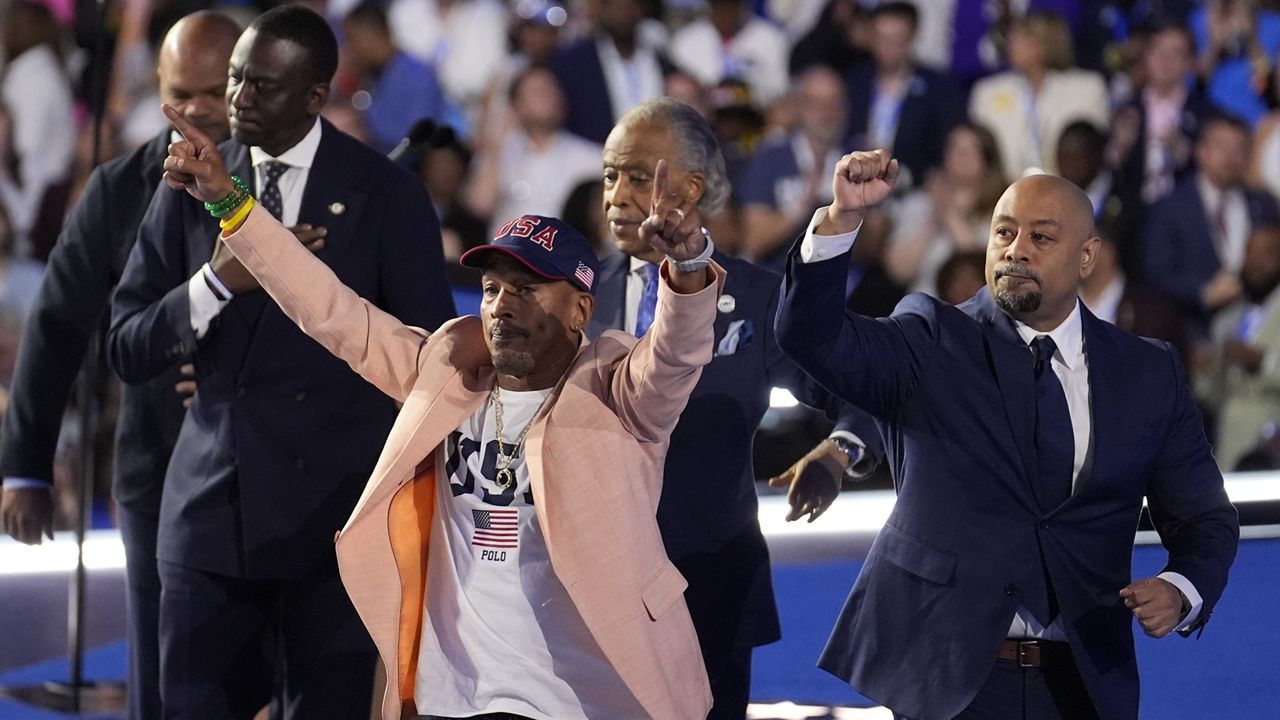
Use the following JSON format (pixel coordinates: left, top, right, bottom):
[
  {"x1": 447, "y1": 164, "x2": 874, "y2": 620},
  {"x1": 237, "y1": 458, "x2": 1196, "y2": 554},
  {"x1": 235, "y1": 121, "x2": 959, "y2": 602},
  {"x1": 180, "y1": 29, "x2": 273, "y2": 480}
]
[
  {"x1": 0, "y1": 132, "x2": 184, "y2": 513},
  {"x1": 587, "y1": 251, "x2": 883, "y2": 660},
  {"x1": 845, "y1": 63, "x2": 964, "y2": 189},
  {"x1": 552, "y1": 36, "x2": 672, "y2": 145},
  {"x1": 1143, "y1": 176, "x2": 1275, "y2": 314},
  {"x1": 776, "y1": 245, "x2": 1238, "y2": 720},
  {"x1": 108, "y1": 120, "x2": 456, "y2": 579}
]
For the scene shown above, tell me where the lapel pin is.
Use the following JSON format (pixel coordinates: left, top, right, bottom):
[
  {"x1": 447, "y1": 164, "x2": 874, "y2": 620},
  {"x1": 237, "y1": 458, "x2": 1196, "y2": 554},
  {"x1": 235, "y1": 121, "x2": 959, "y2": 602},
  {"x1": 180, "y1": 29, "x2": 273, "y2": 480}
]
[
  {"x1": 328, "y1": 202, "x2": 345, "y2": 215},
  {"x1": 718, "y1": 294, "x2": 736, "y2": 314}
]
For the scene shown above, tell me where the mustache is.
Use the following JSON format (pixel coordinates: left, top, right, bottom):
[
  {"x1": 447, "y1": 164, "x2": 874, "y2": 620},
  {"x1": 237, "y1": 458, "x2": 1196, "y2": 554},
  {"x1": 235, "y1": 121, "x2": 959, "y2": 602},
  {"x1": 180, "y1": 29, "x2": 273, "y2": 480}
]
[
  {"x1": 489, "y1": 321, "x2": 528, "y2": 339},
  {"x1": 993, "y1": 262, "x2": 1041, "y2": 284}
]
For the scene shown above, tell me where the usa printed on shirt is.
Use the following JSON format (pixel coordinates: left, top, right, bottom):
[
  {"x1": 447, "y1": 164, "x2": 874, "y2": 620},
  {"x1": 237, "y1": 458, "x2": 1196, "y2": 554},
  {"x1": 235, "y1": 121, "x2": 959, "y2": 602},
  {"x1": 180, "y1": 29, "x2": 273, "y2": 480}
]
[{"x1": 472, "y1": 508, "x2": 519, "y2": 549}]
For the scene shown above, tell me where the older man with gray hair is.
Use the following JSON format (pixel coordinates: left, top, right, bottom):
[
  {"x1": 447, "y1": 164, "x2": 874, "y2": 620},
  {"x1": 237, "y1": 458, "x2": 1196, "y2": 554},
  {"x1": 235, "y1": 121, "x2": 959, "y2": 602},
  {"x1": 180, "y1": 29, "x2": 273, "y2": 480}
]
[{"x1": 586, "y1": 97, "x2": 883, "y2": 718}]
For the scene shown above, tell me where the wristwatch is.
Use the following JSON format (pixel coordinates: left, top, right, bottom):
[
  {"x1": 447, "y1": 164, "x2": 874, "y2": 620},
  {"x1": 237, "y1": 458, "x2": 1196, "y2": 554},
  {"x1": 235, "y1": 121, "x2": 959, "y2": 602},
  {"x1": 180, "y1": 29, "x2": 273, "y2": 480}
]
[{"x1": 829, "y1": 435, "x2": 868, "y2": 480}]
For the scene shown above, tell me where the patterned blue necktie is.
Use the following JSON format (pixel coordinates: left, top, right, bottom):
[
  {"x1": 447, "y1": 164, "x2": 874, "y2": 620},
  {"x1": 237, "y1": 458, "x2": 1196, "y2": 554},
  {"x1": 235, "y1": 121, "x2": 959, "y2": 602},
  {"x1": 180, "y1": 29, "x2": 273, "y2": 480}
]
[
  {"x1": 259, "y1": 161, "x2": 289, "y2": 219},
  {"x1": 635, "y1": 263, "x2": 659, "y2": 337}
]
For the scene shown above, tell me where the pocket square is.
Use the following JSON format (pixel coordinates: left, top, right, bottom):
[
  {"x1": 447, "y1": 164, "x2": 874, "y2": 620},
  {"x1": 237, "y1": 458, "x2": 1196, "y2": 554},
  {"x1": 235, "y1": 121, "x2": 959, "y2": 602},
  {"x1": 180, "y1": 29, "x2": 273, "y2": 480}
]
[{"x1": 716, "y1": 319, "x2": 754, "y2": 356}]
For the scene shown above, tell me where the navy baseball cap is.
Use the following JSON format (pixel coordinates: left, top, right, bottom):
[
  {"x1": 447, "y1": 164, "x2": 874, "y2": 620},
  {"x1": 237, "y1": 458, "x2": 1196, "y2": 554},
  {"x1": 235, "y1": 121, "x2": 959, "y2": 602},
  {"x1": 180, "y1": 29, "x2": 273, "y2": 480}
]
[{"x1": 460, "y1": 215, "x2": 599, "y2": 293}]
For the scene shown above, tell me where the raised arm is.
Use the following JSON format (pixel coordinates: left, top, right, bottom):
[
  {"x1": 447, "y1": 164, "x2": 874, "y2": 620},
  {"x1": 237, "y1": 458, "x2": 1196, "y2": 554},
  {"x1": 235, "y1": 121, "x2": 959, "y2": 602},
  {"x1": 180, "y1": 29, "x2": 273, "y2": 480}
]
[{"x1": 159, "y1": 105, "x2": 431, "y2": 402}]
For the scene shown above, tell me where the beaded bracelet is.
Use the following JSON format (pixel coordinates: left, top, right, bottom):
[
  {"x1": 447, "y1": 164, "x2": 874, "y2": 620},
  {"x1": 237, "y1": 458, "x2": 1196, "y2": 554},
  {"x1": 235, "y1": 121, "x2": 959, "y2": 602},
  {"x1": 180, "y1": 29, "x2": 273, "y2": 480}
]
[{"x1": 203, "y1": 175, "x2": 251, "y2": 218}]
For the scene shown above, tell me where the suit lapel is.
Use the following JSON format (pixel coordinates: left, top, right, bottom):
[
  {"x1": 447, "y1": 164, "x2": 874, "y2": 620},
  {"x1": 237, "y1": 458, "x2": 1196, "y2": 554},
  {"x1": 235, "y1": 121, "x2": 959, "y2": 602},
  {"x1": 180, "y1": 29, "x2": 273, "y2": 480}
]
[
  {"x1": 967, "y1": 289, "x2": 1042, "y2": 509},
  {"x1": 587, "y1": 252, "x2": 628, "y2": 336},
  {"x1": 1077, "y1": 306, "x2": 1117, "y2": 500},
  {"x1": 298, "y1": 120, "x2": 367, "y2": 248}
]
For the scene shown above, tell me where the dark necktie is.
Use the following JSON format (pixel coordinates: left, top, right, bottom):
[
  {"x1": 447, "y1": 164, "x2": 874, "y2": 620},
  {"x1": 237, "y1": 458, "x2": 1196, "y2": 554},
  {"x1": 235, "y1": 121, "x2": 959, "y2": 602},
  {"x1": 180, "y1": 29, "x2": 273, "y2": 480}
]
[
  {"x1": 635, "y1": 263, "x2": 659, "y2": 337},
  {"x1": 1029, "y1": 335, "x2": 1072, "y2": 625},
  {"x1": 1033, "y1": 335, "x2": 1073, "y2": 510},
  {"x1": 259, "y1": 161, "x2": 289, "y2": 220}
]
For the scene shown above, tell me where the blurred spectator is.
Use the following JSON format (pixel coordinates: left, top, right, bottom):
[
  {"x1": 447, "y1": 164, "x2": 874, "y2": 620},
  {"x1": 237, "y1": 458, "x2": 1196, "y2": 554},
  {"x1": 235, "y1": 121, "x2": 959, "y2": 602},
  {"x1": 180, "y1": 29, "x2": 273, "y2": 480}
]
[
  {"x1": 343, "y1": 1, "x2": 447, "y2": 155},
  {"x1": 969, "y1": 11, "x2": 1109, "y2": 180},
  {"x1": 1144, "y1": 115, "x2": 1277, "y2": 317},
  {"x1": 1080, "y1": 225, "x2": 1188, "y2": 364},
  {"x1": 950, "y1": 0, "x2": 1081, "y2": 83},
  {"x1": 1195, "y1": 217, "x2": 1280, "y2": 470},
  {"x1": 1248, "y1": 55, "x2": 1280, "y2": 200},
  {"x1": 788, "y1": 0, "x2": 870, "y2": 77},
  {"x1": 1110, "y1": 24, "x2": 1215, "y2": 210},
  {"x1": 704, "y1": 78, "x2": 764, "y2": 188},
  {"x1": 665, "y1": 70, "x2": 713, "y2": 122},
  {"x1": 1056, "y1": 120, "x2": 1119, "y2": 220},
  {"x1": 0, "y1": 0, "x2": 75, "y2": 260},
  {"x1": 560, "y1": 178, "x2": 613, "y2": 259},
  {"x1": 1191, "y1": 0, "x2": 1280, "y2": 126},
  {"x1": 768, "y1": 0, "x2": 830, "y2": 43},
  {"x1": 670, "y1": 0, "x2": 789, "y2": 108},
  {"x1": 884, "y1": 122, "x2": 1005, "y2": 296},
  {"x1": 387, "y1": 0, "x2": 508, "y2": 130},
  {"x1": 466, "y1": 66, "x2": 601, "y2": 235},
  {"x1": 414, "y1": 123, "x2": 487, "y2": 260},
  {"x1": 934, "y1": 249, "x2": 986, "y2": 305},
  {"x1": 845, "y1": 1, "x2": 963, "y2": 190},
  {"x1": 738, "y1": 66, "x2": 846, "y2": 269},
  {"x1": 552, "y1": 0, "x2": 667, "y2": 144},
  {"x1": 510, "y1": 0, "x2": 567, "y2": 68}
]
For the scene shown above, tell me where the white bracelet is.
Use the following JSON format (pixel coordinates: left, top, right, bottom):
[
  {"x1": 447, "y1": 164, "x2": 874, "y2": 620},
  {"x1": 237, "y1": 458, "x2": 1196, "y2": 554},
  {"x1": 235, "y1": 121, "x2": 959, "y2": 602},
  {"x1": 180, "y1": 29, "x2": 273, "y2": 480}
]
[{"x1": 670, "y1": 228, "x2": 715, "y2": 273}]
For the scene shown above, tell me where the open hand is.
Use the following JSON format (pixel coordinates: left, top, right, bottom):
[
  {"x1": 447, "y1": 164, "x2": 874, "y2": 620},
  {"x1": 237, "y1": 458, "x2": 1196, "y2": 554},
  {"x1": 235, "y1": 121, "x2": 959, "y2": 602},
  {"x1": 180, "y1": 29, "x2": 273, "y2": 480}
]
[
  {"x1": 1120, "y1": 577, "x2": 1187, "y2": 638},
  {"x1": 767, "y1": 439, "x2": 847, "y2": 523},
  {"x1": 162, "y1": 103, "x2": 234, "y2": 203},
  {"x1": 639, "y1": 159, "x2": 706, "y2": 263}
]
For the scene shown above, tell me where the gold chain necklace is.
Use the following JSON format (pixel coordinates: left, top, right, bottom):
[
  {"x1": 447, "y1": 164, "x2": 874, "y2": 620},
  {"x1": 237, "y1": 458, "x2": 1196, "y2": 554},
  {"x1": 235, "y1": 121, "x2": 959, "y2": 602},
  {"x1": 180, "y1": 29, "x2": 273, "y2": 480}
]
[{"x1": 491, "y1": 385, "x2": 541, "y2": 491}]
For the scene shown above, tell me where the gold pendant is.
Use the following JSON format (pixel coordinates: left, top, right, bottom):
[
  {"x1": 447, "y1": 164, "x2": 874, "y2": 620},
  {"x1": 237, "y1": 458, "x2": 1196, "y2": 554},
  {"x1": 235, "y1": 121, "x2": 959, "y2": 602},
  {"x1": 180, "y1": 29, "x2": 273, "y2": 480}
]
[{"x1": 496, "y1": 467, "x2": 516, "y2": 491}]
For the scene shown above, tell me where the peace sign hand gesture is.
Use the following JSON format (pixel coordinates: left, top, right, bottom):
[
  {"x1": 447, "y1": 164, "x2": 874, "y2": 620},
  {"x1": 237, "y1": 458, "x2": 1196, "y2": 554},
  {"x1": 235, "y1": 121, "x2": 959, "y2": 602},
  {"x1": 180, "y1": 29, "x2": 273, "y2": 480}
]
[
  {"x1": 638, "y1": 159, "x2": 707, "y2": 266},
  {"x1": 161, "y1": 103, "x2": 235, "y2": 203}
]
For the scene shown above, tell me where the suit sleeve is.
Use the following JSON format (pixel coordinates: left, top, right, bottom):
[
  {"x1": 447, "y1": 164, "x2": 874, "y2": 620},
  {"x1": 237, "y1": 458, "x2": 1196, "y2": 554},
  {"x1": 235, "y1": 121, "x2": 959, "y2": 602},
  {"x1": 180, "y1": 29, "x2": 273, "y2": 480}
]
[
  {"x1": 0, "y1": 167, "x2": 115, "y2": 483},
  {"x1": 220, "y1": 204, "x2": 431, "y2": 403},
  {"x1": 774, "y1": 239, "x2": 934, "y2": 419},
  {"x1": 606, "y1": 262, "x2": 724, "y2": 444},
  {"x1": 760, "y1": 272, "x2": 884, "y2": 465},
  {"x1": 374, "y1": 170, "x2": 456, "y2": 332},
  {"x1": 107, "y1": 182, "x2": 198, "y2": 385},
  {"x1": 1147, "y1": 345, "x2": 1240, "y2": 633}
]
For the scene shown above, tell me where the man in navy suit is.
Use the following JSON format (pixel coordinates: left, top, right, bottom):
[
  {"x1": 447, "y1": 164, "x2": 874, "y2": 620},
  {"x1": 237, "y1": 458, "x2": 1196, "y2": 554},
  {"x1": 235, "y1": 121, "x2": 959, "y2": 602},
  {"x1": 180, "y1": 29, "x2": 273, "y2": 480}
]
[
  {"x1": 844, "y1": 1, "x2": 963, "y2": 190},
  {"x1": 108, "y1": 7, "x2": 454, "y2": 717},
  {"x1": 775, "y1": 149, "x2": 1238, "y2": 720},
  {"x1": 551, "y1": 0, "x2": 668, "y2": 144},
  {"x1": 0, "y1": 13, "x2": 241, "y2": 720},
  {"x1": 589, "y1": 98, "x2": 883, "y2": 718},
  {"x1": 1144, "y1": 114, "x2": 1275, "y2": 319}
]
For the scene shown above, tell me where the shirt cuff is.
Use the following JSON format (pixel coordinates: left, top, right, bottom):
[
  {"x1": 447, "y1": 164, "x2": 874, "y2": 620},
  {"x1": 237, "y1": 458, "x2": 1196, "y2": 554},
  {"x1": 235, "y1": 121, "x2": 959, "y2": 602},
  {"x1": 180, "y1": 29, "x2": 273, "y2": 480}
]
[
  {"x1": 799, "y1": 207, "x2": 862, "y2": 263},
  {"x1": 3, "y1": 477, "x2": 51, "y2": 491},
  {"x1": 828, "y1": 430, "x2": 873, "y2": 477},
  {"x1": 1158, "y1": 571, "x2": 1203, "y2": 631},
  {"x1": 188, "y1": 264, "x2": 231, "y2": 339}
]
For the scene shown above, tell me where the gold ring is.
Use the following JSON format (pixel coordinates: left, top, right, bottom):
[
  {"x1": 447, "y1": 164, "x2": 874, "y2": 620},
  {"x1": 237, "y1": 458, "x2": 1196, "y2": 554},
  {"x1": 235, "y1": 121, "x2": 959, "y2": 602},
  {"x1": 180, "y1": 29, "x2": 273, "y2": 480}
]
[{"x1": 672, "y1": 207, "x2": 686, "y2": 221}]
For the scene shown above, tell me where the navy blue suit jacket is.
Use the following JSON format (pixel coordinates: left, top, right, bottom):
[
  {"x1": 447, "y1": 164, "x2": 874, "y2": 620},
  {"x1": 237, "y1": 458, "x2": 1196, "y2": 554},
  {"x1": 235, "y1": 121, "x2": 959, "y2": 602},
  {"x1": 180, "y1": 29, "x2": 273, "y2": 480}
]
[
  {"x1": 552, "y1": 37, "x2": 673, "y2": 145},
  {"x1": 587, "y1": 251, "x2": 883, "y2": 659},
  {"x1": 1143, "y1": 176, "x2": 1276, "y2": 314},
  {"x1": 776, "y1": 244, "x2": 1238, "y2": 720},
  {"x1": 108, "y1": 120, "x2": 456, "y2": 579},
  {"x1": 845, "y1": 63, "x2": 963, "y2": 188},
  {"x1": 0, "y1": 131, "x2": 183, "y2": 512}
]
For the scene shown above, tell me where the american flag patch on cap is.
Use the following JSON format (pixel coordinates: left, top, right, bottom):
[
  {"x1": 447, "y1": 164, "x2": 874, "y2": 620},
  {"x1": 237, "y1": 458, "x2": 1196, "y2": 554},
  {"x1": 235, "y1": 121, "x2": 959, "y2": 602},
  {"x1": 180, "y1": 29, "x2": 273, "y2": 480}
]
[{"x1": 574, "y1": 261, "x2": 594, "y2": 290}]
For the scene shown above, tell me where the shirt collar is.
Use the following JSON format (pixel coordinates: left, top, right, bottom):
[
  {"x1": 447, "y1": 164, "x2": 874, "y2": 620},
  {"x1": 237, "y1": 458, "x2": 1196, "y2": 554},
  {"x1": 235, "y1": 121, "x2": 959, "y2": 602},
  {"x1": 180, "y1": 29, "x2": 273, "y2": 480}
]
[
  {"x1": 249, "y1": 117, "x2": 323, "y2": 170},
  {"x1": 1014, "y1": 300, "x2": 1084, "y2": 370},
  {"x1": 629, "y1": 255, "x2": 653, "y2": 275}
]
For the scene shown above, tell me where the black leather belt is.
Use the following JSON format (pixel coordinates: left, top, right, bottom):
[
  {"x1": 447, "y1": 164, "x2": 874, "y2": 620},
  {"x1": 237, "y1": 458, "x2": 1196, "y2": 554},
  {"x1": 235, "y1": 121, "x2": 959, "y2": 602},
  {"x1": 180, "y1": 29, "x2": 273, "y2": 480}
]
[{"x1": 998, "y1": 639, "x2": 1074, "y2": 668}]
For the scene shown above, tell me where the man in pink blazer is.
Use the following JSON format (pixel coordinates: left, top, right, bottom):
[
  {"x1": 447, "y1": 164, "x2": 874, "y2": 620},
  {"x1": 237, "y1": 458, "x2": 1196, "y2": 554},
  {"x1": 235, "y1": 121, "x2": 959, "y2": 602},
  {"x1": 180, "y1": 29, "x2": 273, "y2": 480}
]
[{"x1": 161, "y1": 105, "x2": 724, "y2": 719}]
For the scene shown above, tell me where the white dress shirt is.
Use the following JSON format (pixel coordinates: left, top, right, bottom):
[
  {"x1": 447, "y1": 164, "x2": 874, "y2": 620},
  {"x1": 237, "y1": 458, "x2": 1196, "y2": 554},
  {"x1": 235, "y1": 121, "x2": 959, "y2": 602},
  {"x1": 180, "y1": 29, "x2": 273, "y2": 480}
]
[
  {"x1": 800, "y1": 210, "x2": 1203, "y2": 639},
  {"x1": 188, "y1": 119, "x2": 323, "y2": 338},
  {"x1": 1196, "y1": 174, "x2": 1249, "y2": 274},
  {"x1": 596, "y1": 36, "x2": 665, "y2": 124}
]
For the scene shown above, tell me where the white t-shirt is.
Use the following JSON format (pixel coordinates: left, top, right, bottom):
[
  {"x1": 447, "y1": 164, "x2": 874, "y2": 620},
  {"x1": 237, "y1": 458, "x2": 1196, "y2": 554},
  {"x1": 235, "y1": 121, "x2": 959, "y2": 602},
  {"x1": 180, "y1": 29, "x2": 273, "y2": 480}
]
[{"x1": 415, "y1": 388, "x2": 644, "y2": 719}]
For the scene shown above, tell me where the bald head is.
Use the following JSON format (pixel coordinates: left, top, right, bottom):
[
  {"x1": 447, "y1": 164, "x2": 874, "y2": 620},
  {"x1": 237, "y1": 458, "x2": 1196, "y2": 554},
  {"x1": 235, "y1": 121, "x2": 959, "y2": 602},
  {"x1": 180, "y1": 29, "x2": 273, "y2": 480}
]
[
  {"x1": 985, "y1": 174, "x2": 1100, "y2": 331},
  {"x1": 158, "y1": 12, "x2": 240, "y2": 145}
]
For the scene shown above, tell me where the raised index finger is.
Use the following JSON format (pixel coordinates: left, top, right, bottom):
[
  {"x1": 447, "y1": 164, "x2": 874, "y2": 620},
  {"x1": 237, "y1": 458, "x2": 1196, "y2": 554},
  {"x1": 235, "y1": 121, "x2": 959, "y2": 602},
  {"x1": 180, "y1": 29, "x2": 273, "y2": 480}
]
[
  {"x1": 650, "y1": 159, "x2": 669, "y2": 214},
  {"x1": 162, "y1": 103, "x2": 212, "y2": 153}
]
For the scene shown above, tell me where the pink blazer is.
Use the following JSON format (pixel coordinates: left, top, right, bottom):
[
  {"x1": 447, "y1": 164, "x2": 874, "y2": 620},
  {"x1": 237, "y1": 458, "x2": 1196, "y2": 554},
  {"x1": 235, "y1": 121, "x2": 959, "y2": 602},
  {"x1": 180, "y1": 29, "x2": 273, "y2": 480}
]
[{"x1": 223, "y1": 205, "x2": 721, "y2": 719}]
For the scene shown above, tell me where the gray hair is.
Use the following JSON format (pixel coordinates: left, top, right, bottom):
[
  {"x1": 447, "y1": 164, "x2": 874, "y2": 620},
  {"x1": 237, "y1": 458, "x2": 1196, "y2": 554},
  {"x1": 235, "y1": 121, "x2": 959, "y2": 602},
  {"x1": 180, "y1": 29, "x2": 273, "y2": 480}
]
[{"x1": 619, "y1": 98, "x2": 731, "y2": 214}]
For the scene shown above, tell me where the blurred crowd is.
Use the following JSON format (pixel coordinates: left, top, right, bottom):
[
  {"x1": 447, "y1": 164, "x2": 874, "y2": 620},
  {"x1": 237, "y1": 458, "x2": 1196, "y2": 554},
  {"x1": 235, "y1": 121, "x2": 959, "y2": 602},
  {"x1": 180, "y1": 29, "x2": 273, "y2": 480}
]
[{"x1": 4, "y1": 0, "x2": 1280, "y2": 529}]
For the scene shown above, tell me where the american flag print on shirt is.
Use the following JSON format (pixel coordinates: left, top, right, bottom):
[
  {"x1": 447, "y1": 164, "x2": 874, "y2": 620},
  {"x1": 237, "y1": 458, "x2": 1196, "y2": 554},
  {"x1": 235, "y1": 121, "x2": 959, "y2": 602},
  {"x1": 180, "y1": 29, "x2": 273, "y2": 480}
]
[{"x1": 472, "y1": 508, "x2": 519, "y2": 549}]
